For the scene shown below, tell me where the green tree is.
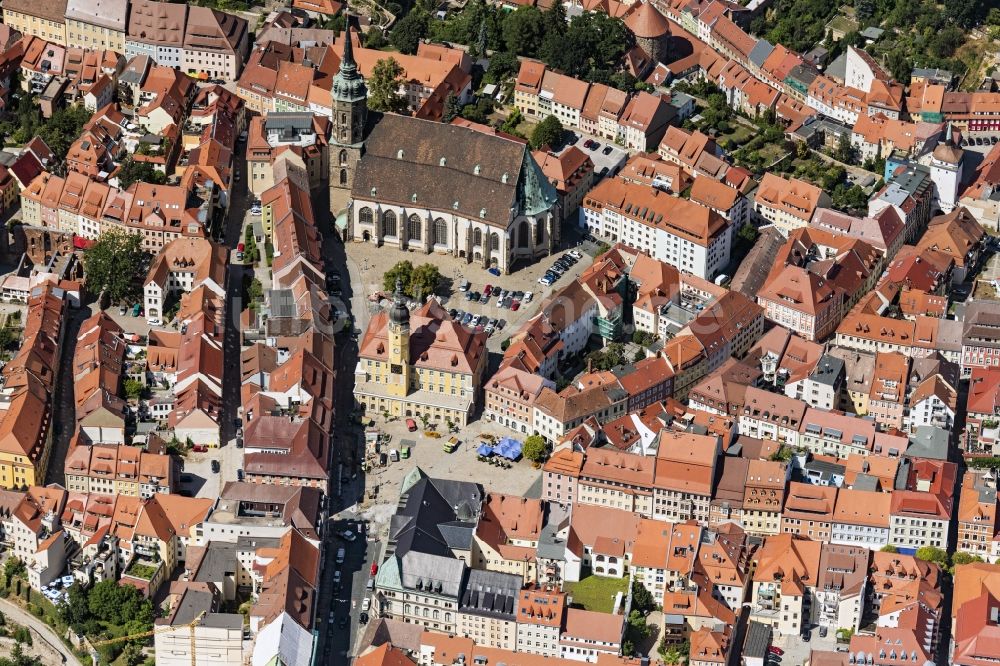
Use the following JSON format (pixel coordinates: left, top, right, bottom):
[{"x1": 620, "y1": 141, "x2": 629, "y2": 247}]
[
  {"x1": 523, "y1": 434, "x2": 547, "y2": 463},
  {"x1": 586, "y1": 342, "x2": 626, "y2": 371},
  {"x1": 365, "y1": 28, "x2": 388, "y2": 49},
  {"x1": 631, "y1": 580, "x2": 656, "y2": 614},
  {"x1": 946, "y1": 0, "x2": 987, "y2": 29},
  {"x1": 83, "y1": 229, "x2": 147, "y2": 303},
  {"x1": 855, "y1": 0, "x2": 876, "y2": 23},
  {"x1": 116, "y1": 157, "x2": 167, "y2": 190},
  {"x1": 410, "y1": 263, "x2": 442, "y2": 298},
  {"x1": 502, "y1": 6, "x2": 545, "y2": 56},
  {"x1": 0, "y1": 324, "x2": 17, "y2": 352},
  {"x1": 58, "y1": 583, "x2": 91, "y2": 632},
  {"x1": 124, "y1": 379, "x2": 144, "y2": 401},
  {"x1": 834, "y1": 133, "x2": 857, "y2": 163},
  {"x1": 530, "y1": 115, "x2": 563, "y2": 150},
  {"x1": 879, "y1": 544, "x2": 899, "y2": 553},
  {"x1": 915, "y1": 545, "x2": 949, "y2": 568},
  {"x1": 248, "y1": 277, "x2": 264, "y2": 303},
  {"x1": 443, "y1": 92, "x2": 461, "y2": 123},
  {"x1": 952, "y1": 552, "x2": 985, "y2": 569},
  {"x1": 390, "y1": 11, "x2": 429, "y2": 54},
  {"x1": 485, "y1": 51, "x2": 520, "y2": 84},
  {"x1": 384, "y1": 260, "x2": 414, "y2": 294},
  {"x1": 460, "y1": 98, "x2": 494, "y2": 124},
  {"x1": 121, "y1": 643, "x2": 144, "y2": 666},
  {"x1": 368, "y1": 58, "x2": 409, "y2": 114},
  {"x1": 3, "y1": 558, "x2": 24, "y2": 582}
]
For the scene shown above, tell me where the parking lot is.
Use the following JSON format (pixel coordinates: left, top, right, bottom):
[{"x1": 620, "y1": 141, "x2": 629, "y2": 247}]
[
  {"x1": 346, "y1": 235, "x2": 599, "y2": 353},
  {"x1": 566, "y1": 131, "x2": 629, "y2": 178},
  {"x1": 178, "y1": 439, "x2": 245, "y2": 499},
  {"x1": 772, "y1": 625, "x2": 842, "y2": 665}
]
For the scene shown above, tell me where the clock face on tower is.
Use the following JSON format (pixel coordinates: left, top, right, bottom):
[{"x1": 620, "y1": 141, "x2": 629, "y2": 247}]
[{"x1": 393, "y1": 347, "x2": 400, "y2": 356}]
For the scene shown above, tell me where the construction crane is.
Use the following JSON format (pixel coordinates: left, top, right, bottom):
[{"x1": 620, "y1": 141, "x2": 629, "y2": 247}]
[{"x1": 90, "y1": 610, "x2": 206, "y2": 666}]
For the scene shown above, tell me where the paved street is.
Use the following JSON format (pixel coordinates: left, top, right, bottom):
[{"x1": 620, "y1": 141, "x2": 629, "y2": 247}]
[
  {"x1": 0, "y1": 598, "x2": 83, "y2": 666},
  {"x1": 217, "y1": 142, "x2": 251, "y2": 489},
  {"x1": 45, "y1": 305, "x2": 90, "y2": 486}
]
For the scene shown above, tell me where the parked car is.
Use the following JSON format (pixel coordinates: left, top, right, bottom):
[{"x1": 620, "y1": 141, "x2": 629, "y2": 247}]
[
  {"x1": 602, "y1": 145, "x2": 613, "y2": 155},
  {"x1": 406, "y1": 418, "x2": 417, "y2": 432},
  {"x1": 768, "y1": 647, "x2": 784, "y2": 656},
  {"x1": 570, "y1": 250, "x2": 583, "y2": 259},
  {"x1": 237, "y1": 469, "x2": 244, "y2": 481},
  {"x1": 459, "y1": 279, "x2": 470, "y2": 292},
  {"x1": 511, "y1": 300, "x2": 521, "y2": 311},
  {"x1": 483, "y1": 285, "x2": 492, "y2": 297},
  {"x1": 250, "y1": 204, "x2": 262, "y2": 215},
  {"x1": 340, "y1": 529, "x2": 357, "y2": 542},
  {"x1": 119, "y1": 303, "x2": 127, "y2": 315},
  {"x1": 488, "y1": 267, "x2": 501, "y2": 276},
  {"x1": 497, "y1": 319, "x2": 507, "y2": 330},
  {"x1": 211, "y1": 460, "x2": 220, "y2": 473},
  {"x1": 371, "y1": 563, "x2": 379, "y2": 576},
  {"x1": 523, "y1": 291, "x2": 534, "y2": 303}
]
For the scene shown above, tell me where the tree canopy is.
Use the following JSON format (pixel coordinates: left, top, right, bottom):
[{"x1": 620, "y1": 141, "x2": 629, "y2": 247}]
[
  {"x1": 523, "y1": 434, "x2": 547, "y2": 462},
  {"x1": 368, "y1": 57, "x2": 410, "y2": 114},
  {"x1": 383, "y1": 261, "x2": 442, "y2": 298},
  {"x1": 83, "y1": 229, "x2": 148, "y2": 303},
  {"x1": 530, "y1": 115, "x2": 563, "y2": 150},
  {"x1": 0, "y1": 94, "x2": 91, "y2": 162},
  {"x1": 116, "y1": 157, "x2": 167, "y2": 191},
  {"x1": 391, "y1": 11, "x2": 429, "y2": 54}
]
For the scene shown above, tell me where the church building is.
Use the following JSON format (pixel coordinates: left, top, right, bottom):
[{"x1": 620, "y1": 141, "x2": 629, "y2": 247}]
[{"x1": 328, "y1": 26, "x2": 561, "y2": 274}]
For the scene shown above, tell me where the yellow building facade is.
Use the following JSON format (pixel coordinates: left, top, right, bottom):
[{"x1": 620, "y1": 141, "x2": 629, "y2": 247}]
[
  {"x1": 356, "y1": 283, "x2": 487, "y2": 426},
  {"x1": 2, "y1": 7, "x2": 66, "y2": 45}
]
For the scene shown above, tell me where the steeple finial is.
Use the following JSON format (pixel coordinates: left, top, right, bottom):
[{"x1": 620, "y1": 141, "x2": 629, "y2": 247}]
[{"x1": 341, "y1": 16, "x2": 358, "y2": 78}]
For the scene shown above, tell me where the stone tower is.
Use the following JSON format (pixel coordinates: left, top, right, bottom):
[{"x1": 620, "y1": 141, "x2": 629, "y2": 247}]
[
  {"x1": 386, "y1": 279, "x2": 411, "y2": 398},
  {"x1": 624, "y1": 2, "x2": 671, "y2": 66},
  {"x1": 928, "y1": 123, "x2": 965, "y2": 214},
  {"x1": 330, "y1": 21, "x2": 368, "y2": 218}
]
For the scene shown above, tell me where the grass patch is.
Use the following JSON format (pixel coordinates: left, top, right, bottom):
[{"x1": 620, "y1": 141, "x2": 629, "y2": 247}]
[
  {"x1": 564, "y1": 573, "x2": 630, "y2": 613},
  {"x1": 124, "y1": 561, "x2": 158, "y2": 580}
]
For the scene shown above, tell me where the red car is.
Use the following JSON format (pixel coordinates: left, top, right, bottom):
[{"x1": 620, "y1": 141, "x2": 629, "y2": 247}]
[
  {"x1": 406, "y1": 418, "x2": 417, "y2": 432},
  {"x1": 483, "y1": 285, "x2": 492, "y2": 297},
  {"x1": 511, "y1": 300, "x2": 521, "y2": 311},
  {"x1": 370, "y1": 563, "x2": 378, "y2": 576},
  {"x1": 768, "y1": 646, "x2": 784, "y2": 656}
]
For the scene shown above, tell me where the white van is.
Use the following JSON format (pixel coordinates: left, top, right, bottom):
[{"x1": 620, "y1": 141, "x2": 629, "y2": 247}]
[{"x1": 362, "y1": 597, "x2": 371, "y2": 612}]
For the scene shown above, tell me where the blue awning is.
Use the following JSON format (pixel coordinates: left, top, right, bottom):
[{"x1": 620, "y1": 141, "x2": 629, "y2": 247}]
[
  {"x1": 476, "y1": 444, "x2": 493, "y2": 456},
  {"x1": 493, "y1": 437, "x2": 522, "y2": 460}
]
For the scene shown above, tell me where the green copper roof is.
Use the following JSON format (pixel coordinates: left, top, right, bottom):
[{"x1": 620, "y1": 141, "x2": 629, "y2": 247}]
[
  {"x1": 519, "y1": 151, "x2": 559, "y2": 218},
  {"x1": 333, "y1": 24, "x2": 367, "y2": 103}
]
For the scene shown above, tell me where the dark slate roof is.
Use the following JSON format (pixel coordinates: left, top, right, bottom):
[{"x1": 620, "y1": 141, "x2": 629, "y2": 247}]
[
  {"x1": 748, "y1": 39, "x2": 774, "y2": 69},
  {"x1": 390, "y1": 475, "x2": 482, "y2": 559},
  {"x1": 459, "y1": 569, "x2": 521, "y2": 620},
  {"x1": 353, "y1": 115, "x2": 557, "y2": 228},
  {"x1": 809, "y1": 355, "x2": 845, "y2": 387}
]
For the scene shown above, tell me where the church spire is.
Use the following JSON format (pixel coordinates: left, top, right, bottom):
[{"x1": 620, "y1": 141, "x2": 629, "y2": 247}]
[
  {"x1": 341, "y1": 18, "x2": 358, "y2": 79},
  {"x1": 333, "y1": 17, "x2": 367, "y2": 103}
]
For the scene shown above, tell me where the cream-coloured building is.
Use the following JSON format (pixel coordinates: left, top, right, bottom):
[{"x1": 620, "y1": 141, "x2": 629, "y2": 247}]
[
  {"x1": 348, "y1": 115, "x2": 560, "y2": 275},
  {"x1": 64, "y1": 0, "x2": 127, "y2": 51},
  {"x1": 454, "y1": 569, "x2": 520, "y2": 651},
  {"x1": 3, "y1": 0, "x2": 67, "y2": 45},
  {"x1": 355, "y1": 286, "x2": 488, "y2": 426}
]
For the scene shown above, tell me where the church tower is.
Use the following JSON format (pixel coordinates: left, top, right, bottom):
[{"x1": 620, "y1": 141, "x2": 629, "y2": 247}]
[
  {"x1": 929, "y1": 123, "x2": 965, "y2": 214},
  {"x1": 387, "y1": 279, "x2": 411, "y2": 398},
  {"x1": 330, "y1": 21, "x2": 368, "y2": 215}
]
